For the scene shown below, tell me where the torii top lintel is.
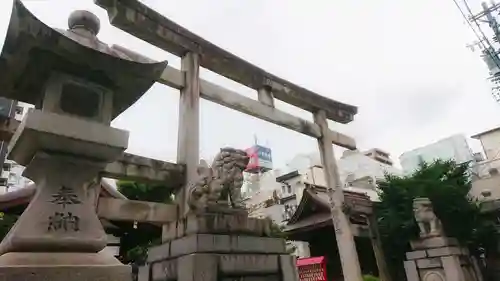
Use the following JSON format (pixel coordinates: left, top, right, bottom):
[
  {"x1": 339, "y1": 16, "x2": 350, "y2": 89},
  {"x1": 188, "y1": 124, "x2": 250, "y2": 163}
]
[{"x1": 94, "y1": 0, "x2": 358, "y2": 124}]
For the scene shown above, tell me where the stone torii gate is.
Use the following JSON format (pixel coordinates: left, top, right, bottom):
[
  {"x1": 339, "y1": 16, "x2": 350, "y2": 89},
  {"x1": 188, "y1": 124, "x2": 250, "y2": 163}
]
[
  {"x1": 0, "y1": 0, "x2": 366, "y2": 280},
  {"x1": 92, "y1": 1, "x2": 364, "y2": 280}
]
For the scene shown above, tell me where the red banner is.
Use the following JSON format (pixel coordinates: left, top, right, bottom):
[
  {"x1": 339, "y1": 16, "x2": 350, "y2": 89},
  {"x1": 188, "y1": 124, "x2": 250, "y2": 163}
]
[{"x1": 297, "y1": 256, "x2": 327, "y2": 281}]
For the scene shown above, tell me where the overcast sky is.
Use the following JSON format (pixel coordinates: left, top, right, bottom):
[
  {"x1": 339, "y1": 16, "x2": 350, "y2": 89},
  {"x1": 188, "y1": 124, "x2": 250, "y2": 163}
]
[{"x1": 0, "y1": 0, "x2": 497, "y2": 168}]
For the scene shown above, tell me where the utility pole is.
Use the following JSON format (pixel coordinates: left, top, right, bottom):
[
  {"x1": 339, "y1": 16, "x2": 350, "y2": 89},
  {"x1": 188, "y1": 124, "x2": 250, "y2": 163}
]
[
  {"x1": 471, "y1": 2, "x2": 500, "y2": 71},
  {"x1": 466, "y1": 1, "x2": 500, "y2": 102},
  {"x1": 481, "y1": 2, "x2": 500, "y2": 40}
]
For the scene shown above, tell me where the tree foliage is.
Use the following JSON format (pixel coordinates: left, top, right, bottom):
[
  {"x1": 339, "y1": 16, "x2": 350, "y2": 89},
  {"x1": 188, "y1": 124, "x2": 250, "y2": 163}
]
[
  {"x1": 362, "y1": 275, "x2": 380, "y2": 281},
  {"x1": 0, "y1": 212, "x2": 17, "y2": 240},
  {"x1": 111, "y1": 180, "x2": 174, "y2": 265},
  {"x1": 376, "y1": 160, "x2": 497, "y2": 280},
  {"x1": 118, "y1": 181, "x2": 175, "y2": 204}
]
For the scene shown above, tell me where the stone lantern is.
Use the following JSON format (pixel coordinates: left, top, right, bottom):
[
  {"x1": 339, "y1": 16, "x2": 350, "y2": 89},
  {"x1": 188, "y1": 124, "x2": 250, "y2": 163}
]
[{"x1": 0, "y1": 1, "x2": 167, "y2": 280}]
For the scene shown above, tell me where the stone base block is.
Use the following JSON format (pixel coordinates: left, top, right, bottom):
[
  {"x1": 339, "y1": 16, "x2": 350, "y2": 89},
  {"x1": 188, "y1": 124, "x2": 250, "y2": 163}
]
[
  {"x1": 141, "y1": 253, "x2": 297, "y2": 281},
  {"x1": 410, "y1": 237, "x2": 458, "y2": 250},
  {"x1": 404, "y1": 248, "x2": 480, "y2": 281},
  {"x1": 162, "y1": 213, "x2": 272, "y2": 242},
  {"x1": 0, "y1": 252, "x2": 131, "y2": 281},
  {"x1": 406, "y1": 246, "x2": 469, "y2": 260},
  {"x1": 149, "y1": 234, "x2": 287, "y2": 262},
  {"x1": 148, "y1": 214, "x2": 297, "y2": 281}
]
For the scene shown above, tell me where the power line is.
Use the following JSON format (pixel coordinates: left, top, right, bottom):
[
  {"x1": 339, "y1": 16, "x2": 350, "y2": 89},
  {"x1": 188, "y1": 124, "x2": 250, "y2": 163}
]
[
  {"x1": 463, "y1": 0, "x2": 500, "y2": 103},
  {"x1": 452, "y1": 0, "x2": 500, "y2": 70},
  {"x1": 470, "y1": 2, "x2": 500, "y2": 20},
  {"x1": 463, "y1": 0, "x2": 497, "y2": 51}
]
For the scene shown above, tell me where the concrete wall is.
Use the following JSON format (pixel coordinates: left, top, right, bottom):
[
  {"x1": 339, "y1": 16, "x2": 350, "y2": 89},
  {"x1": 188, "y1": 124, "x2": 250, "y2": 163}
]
[
  {"x1": 477, "y1": 130, "x2": 500, "y2": 161},
  {"x1": 470, "y1": 174, "x2": 500, "y2": 200}
]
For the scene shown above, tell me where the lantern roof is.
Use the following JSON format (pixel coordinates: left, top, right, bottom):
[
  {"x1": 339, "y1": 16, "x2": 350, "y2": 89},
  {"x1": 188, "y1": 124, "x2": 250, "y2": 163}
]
[{"x1": 0, "y1": 0, "x2": 168, "y2": 119}]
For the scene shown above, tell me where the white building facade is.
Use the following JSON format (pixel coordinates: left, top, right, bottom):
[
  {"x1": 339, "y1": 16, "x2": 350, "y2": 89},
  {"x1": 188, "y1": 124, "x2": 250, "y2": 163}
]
[
  {"x1": 246, "y1": 149, "x2": 401, "y2": 224},
  {"x1": 286, "y1": 149, "x2": 400, "y2": 190},
  {"x1": 245, "y1": 149, "x2": 400, "y2": 257}
]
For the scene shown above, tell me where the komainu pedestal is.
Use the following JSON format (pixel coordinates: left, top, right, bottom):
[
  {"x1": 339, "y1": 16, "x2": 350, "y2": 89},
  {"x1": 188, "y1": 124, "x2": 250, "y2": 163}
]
[
  {"x1": 139, "y1": 212, "x2": 299, "y2": 281},
  {"x1": 404, "y1": 198, "x2": 482, "y2": 281},
  {"x1": 141, "y1": 148, "x2": 299, "y2": 281}
]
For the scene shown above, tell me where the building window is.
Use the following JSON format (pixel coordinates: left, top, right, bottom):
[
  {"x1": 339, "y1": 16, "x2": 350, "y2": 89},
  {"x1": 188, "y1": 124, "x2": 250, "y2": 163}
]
[
  {"x1": 2, "y1": 163, "x2": 10, "y2": 172},
  {"x1": 14, "y1": 106, "x2": 23, "y2": 115},
  {"x1": 8, "y1": 174, "x2": 16, "y2": 183},
  {"x1": 283, "y1": 203, "x2": 297, "y2": 221},
  {"x1": 281, "y1": 182, "x2": 292, "y2": 194}
]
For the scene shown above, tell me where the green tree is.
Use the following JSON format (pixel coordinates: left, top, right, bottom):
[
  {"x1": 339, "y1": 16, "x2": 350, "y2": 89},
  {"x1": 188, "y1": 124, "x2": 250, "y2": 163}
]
[
  {"x1": 110, "y1": 180, "x2": 174, "y2": 265},
  {"x1": 0, "y1": 212, "x2": 17, "y2": 239},
  {"x1": 376, "y1": 160, "x2": 497, "y2": 280},
  {"x1": 362, "y1": 275, "x2": 380, "y2": 281},
  {"x1": 118, "y1": 180, "x2": 175, "y2": 203}
]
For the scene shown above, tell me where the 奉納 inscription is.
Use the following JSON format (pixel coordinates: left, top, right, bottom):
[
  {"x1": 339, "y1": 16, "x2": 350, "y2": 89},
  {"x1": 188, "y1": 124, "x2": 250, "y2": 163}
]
[
  {"x1": 47, "y1": 186, "x2": 82, "y2": 232},
  {"x1": 50, "y1": 186, "x2": 82, "y2": 209},
  {"x1": 47, "y1": 211, "x2": 80, "y2": 232}
]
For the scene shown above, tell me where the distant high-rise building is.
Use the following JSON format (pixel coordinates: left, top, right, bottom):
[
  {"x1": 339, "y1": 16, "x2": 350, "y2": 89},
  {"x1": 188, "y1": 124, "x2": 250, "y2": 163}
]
[
  {"x1": 285, "y1": 148, "x2": 400, "y2": 185},
  {"x1": 399, "y1": 134, "x2": 475, "y2": 175}
]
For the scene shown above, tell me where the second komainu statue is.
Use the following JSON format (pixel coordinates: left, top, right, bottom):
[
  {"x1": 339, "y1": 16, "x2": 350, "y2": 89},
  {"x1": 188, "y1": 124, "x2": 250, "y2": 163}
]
[
  {"x1": 188, "y1": 147, "x2": 250, "y2": 211},
  {"x1": 413, "y1": 197, "x2": 443, "y2": 238}
]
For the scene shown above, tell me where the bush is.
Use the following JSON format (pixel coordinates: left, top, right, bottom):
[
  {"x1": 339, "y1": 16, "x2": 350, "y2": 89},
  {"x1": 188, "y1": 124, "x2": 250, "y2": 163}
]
[{"x1": 363, "y1": 275, "x2": 380, "y2": 281}]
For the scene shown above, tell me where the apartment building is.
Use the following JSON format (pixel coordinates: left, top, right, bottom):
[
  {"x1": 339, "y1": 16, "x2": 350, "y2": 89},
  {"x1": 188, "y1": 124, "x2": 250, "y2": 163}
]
[
  {"x1": 470, "y1": 127, "x2": 500, "y2": 200},
  {"x1": 0, "y1": 101, "x2": 34, "y2": 193}
]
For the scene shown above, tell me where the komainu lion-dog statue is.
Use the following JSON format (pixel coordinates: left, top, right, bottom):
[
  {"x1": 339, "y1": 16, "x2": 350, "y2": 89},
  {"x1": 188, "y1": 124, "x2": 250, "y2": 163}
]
[
  {"x1": 413, "y1": 197, "x2": 443, "y2": 238},
  {"x1": 188, "y1": 147, "x2": 250, "y2": 211}
]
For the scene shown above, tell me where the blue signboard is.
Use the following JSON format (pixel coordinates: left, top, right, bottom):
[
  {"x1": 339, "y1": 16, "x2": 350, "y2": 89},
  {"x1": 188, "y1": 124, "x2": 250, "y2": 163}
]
[
  {"x1": 256, "y1": 145, "x2": 272, "y2": 170},
  {"x1": 256, "y1": 145, "x2": 272, "y2": 162}
]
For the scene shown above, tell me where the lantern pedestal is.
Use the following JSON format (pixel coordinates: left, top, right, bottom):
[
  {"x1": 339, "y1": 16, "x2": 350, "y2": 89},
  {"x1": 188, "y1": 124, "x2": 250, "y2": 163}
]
[{"x1": 0, "y1": 252, "x2": 130, "y2": 280}]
